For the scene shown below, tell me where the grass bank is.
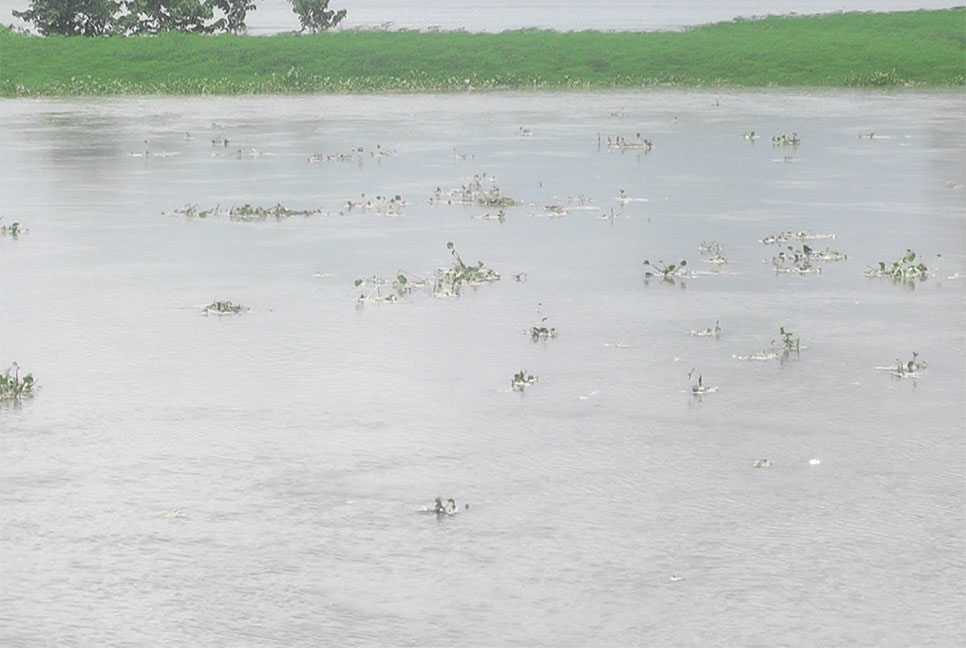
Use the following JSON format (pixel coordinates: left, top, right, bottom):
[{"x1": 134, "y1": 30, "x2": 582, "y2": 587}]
[{"x1": 1, "y1": 8, "x2": 963, "y2": 95}]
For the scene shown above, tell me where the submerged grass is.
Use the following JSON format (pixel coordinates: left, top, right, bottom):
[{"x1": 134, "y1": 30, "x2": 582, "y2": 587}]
[{"x1": 1, "y1": 9, "x2": 963, "y2": 95}]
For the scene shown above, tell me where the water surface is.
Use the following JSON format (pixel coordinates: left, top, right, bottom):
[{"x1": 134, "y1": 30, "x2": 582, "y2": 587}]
[{"x1": 1, "y1": 90, "x2": 964, "y2": 646}]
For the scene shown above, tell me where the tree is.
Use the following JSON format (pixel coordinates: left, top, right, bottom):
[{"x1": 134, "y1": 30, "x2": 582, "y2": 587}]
[
  {"x1": 289, "y1": 0, "x2": 345, "y2": 34},
  {"x1": 207, "y1": 0, "x2": 256, "y2": 34},
  {"x1": 117, "y1": 0, "x2": 214, "y2": 35},
  {"x1": 12, "y1": 0, "x2": 120, "y2": 36}
]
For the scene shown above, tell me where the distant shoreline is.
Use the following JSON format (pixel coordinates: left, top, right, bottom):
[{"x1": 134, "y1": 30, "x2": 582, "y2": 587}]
[{"x1": 2, "y1": 9, "x2": 963, "y2": 96}]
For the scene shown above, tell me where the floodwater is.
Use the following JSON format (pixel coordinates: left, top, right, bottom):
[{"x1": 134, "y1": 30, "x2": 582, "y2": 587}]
[
  {"x1": 1, "y1": 0, "x2": 961, "y2": 33},
  {"x1": 1, "y1": 90, "x2": 964, "y2": 646}
]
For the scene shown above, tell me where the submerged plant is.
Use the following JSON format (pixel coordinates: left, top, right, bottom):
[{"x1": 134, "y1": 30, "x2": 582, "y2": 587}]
[
  {"x1": 0, "y1": 363, "x2": 36, "y2": 402},
  {"x1": 203, "y1": 300, "x2": 247, "y2": 316},
  {"x1": 433, "y1": 242, "x2": 500, "y2": 297},
  {"x1": 512, "y1": 370, "x2": 538, "y2": 391},
  {"x1": 864, "y1": 249, "x2": 930, "y2": 287}
]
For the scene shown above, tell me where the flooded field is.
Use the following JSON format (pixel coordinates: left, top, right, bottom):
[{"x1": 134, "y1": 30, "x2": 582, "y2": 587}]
[{"x1": 1, "y1": 90, "x2": 964, "y2": 646}]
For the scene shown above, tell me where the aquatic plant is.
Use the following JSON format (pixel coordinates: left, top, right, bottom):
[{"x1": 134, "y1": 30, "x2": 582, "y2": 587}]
[
  {"x1": 643, "y1": 258, "x2": 689, "y2": 281},
  {"x1": 753, "y1": 459, "x2": 771, "y2": 468},
  {"x1": 512, "y1": 370, "x2": 538, "y2": 391},
  {"x1": 433, "y1": 241, "x2": 500, "y2": 297},
  {"x1": 203, "y1": 300, "x2": 247, "y2": 315},
  {"x1": 354, "y1": 271, "x2": 427, "y2": 304},
  {"x1": 772, "y1": 245, "x2": 822, "y2": 274},
  {"x1": 735, "y1": 327, "x2": 801, "y2": 362},
  {"x1": 0, "y1": 220, "x2": 25, "y2": 238},
  {"x1": 166, "y1": 202, "x2": 328, "y2": 221},
  {"x1": 0, "y1": 363, "x2": 36, "y2": 402},
  {"x1": 698, "y1": 241, "x2": 723, "y2": 255},
  {"x1": 772, "y1": 132, "x2": 801, "y2": 146},
  {"x1": 743, "y1": 131, "x2": 759, "y2": 141},
  {"x1": 528, "y1": 317, "x2": 557, "y2": 342},
  {"x1": 875, "y1": 351, "x2": 927, "y2": 378},
  {"x1": 690, "y1": 320, "x2": 722, "y2": 337},
  {"x1": 343, "y1": 193, "x2": 407, "y2": 216},
  {"x1": 864, "y1": 249, "x2": 930, "y2": 286},
  {"x1": 779, "y1": 326, "x2": 800, "y2": 353},
  {"x1": 688, "y1": 368, "x2": 717, "y2": 396},
  {"x1": 429, "y1": 173, "x2": 519, "y2": 208},
  {"x1": 760, "y1": 230, "x2": 836, "y2": 245},
  {"x1": 604, "y1": 133, "x2": 653, "y2": 152}
]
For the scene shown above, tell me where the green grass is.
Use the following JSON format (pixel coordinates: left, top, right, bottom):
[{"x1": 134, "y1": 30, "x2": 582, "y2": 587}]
[{"x1": 1, "y1": 8, "x2": 963, "y2": 95}]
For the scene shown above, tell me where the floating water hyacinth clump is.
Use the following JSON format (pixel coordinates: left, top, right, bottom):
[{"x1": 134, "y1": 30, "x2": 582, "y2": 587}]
[
  {"x1": 760, "y1": 230, "x2": 836, "y2": 245},
  {"x1": 166, "y1": 203, "x2": 328, "y2": 221},
  {"x1": 433, "y1": 242, "x2": 500, "y2": 298},
  {"x1": 864, "y1": 249, "x2": 930, "y2": 287},
  {"x1": 875, "y1": 351, "x2": 927, "y2": 378},
  {"x1": 603, "y1": 133, "x2": 653, "y2": 152},
  {"x1": 772, "y1": 132, "x2": 801, "y2": 146},
  {"x1": 354, "y1": 272, "x2": 427, "y2": 304},
  {"x1": 690, "y1": 320, "x2": 722, "y2": 337},
  {"x1": 743, "y1": 131, "x2": 759, "y2": 141},
  {"x1": 528, "y1": 317, "x2": 558, "y2": 342},
  {"x1": 643, "y1": 258, "x2": 690, "y2": 282},
  {"x1": 772, "y1": 244, "x2": 823, "y2": 274},
  {"x1": 0, "y1": 219, "x2": 25, "y2": 238},
  {"x1": 203, "y1": 300, "x2": 247, "y2": 316},
  {"x1": 688, "y1": 368, "x2": 717, "y2": 396},
  {"x1": 343, "y1": 194, "x2": 407, "y2": 216},
  {"x1": 512, "y1": 370, "x2": 538, "y2": 391},
  {"x1": 429, "y1": 173, "x2": 520, "y2": 208},
  {"x1": 0, "y1": 363, "x2": 36, "y2": 402},
  {"x1": 734, "y1": 327, "x2": 802, "y2": 362}
]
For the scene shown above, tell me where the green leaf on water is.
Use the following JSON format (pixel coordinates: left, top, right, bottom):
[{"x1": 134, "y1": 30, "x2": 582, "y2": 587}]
[{"x1": 354, "y1": 279, "x2": 363, "y2": 287}]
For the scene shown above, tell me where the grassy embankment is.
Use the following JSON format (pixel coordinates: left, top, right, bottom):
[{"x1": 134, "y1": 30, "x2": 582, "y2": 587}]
[{"x1": 1, "y1": 8, "x2": 963, "y2": 95}]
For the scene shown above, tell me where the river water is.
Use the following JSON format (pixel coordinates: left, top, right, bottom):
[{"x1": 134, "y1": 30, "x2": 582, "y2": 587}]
[
  {"x1": 0, "y1": 0, "x2": 961, "y2": 33},
  {"x1": 1, "y1": 90, "x2": 964, "y2": 646}
]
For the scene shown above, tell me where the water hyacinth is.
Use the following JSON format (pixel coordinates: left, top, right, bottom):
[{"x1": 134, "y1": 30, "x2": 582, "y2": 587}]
[
  {"x1": 429, "y1": 173, "x2": 519, "y2": 208},
  {"x1": 864, "y1": 249, "x2": 930, "y2": 287},
  {"x1": 203, "y1": 301, "x2": 248, "y2": 315},
  {"x1": 0, "y1": 363, "x2": 36, "y2": 402},
  {"x1": 433, "y1": 242, "x2": 500, "y2": 297}
]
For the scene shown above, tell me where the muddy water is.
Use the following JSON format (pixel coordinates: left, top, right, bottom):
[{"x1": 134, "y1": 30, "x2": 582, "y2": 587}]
[{"x1": 1, "y1": 91, "x2": 964, "y2": 646}]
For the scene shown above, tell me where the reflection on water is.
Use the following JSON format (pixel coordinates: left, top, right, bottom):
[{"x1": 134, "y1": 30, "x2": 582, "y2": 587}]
[{"x1": 1, "y1": 90, "x2": 964, "y2": 646}]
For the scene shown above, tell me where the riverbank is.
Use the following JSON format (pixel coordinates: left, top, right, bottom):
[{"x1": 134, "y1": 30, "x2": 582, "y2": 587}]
[{"x1": 1, "y1": 8, "x2": 963, "y2": 96}]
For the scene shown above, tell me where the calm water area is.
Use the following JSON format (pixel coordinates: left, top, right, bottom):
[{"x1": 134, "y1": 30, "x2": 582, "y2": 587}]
[
  {"x1": 0, "y1": 0, "x2": 962, "y2": 33},
  {"x1": 1, "y1": 90, "x2": 964, "y2": 645}
]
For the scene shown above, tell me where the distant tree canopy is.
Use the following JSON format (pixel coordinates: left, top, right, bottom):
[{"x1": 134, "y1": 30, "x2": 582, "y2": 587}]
[
  {"x1": 288, "y1": 0, "x2": 345, "y2": 34},
  {"x1": 12, "y1": 0, "x2": 347, "y2": 35}
]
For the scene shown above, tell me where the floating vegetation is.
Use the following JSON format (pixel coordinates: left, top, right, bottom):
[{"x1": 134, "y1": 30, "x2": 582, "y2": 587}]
[
  {"x1": 433, "y1": 241, "x2": 500, "y2": 298},
  {"x1": 0, "y1": 219, "x2": 25, "y2": 238},
  {"x1": 166, "y1": 203, "x2": 329, "y2": 222},
  {"x1": 343, "y1": 193, "x2": 407, "y2": 216},
  {"x1": 643, "y1": 258, "x2": 689, "y2": 282},
  {"x1": 1, "y1": 363, "x2": 36, "y2": 402},
  {"x1": 772, "y1": 132, "x2": 801, "y2": 146},
  {"x1": 512, "y1": 370, "x2": 538, "y2": 391},
  {"x1": 354, "y1": 272, "x2": 427, "y2": 304},
  {"x1": 568, "y1": 195, "x2": 594, "y2": 208},
  {"x1": 743, "y1": 131, "x2": 759, "y2": 141},
  {"x1": 472, "y1": 209, "x2": 506, "y2": 222},
  {"x1": 429, "y1": 173, "x2": 519, "y2": 208},
  {"x1": 528, "y1": 317, "x2": 558, "y2": 342},
  {"x1": 772, "y1": 244, "x2": 823, "y2": 274},
  {"x1": 753, "y1": 459, "x2": 771, "y2": 468},
  {"x1": 735, "y1": 327, "x2": 801, "y2": 362},
  {"x1": 688, "y1": 368, "x2": 717, "y2": 396},
  {"x1": 690, "y1": 320, "x2": 722, "y2": 337},
  {"x1": 517, "y1": 127, "x2": 533, "y2": 137},
  {"x1": 864, "y1": 249, "x2": 930, "y2": 287},
  {"x1": 308, "y1": 144, "x2": 396, "y2": 165},
  {"x1": 604, "y1": 133, "x2": 653, "y2": 152},
  {"x1": 698, "y1": 241, "x2": 723, "y2": 255},
  {"x1": 203, "y1": 300, "x2": 247, "y2": 316},
  {"x1": 432, "y1": 497, "x2": 461, "y2": 516},
  {"x1": 875, "y1": 351, "x2": 927, "y2": 378},
  {"x1": 760, "y1": 230, "x2": 836, "y2": 245},
  {"x1": 617, "y1": 189, "x2": 649, "y2": 205},
  {"x1": 535, "y1": 204, "x2": 567, "y2": 218}
]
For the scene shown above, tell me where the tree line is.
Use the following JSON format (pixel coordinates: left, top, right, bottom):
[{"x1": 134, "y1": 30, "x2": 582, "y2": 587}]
[{"x1": 12, "y1": 0, "x2": 346, "y2": 36}]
